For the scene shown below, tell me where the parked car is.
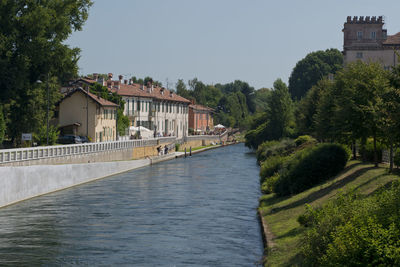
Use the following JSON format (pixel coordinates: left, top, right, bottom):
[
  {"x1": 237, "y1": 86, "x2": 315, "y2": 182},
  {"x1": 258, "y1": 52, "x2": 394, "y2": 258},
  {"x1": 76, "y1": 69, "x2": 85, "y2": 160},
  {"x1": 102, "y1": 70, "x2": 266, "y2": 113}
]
[
  {"x1": 57, "y1": 135, "x2": 83, "y2": 144},
  {"x1": 79, "y1": 136, "x2": 90, "y2": 143}
]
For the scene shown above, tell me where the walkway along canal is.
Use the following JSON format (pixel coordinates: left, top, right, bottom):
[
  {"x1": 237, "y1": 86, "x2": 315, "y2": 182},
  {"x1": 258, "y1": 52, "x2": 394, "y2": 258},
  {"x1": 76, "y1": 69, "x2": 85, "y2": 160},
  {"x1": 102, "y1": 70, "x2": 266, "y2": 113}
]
[{"x1": 0, "y1": 143, "x2": 263, "y2": 266}]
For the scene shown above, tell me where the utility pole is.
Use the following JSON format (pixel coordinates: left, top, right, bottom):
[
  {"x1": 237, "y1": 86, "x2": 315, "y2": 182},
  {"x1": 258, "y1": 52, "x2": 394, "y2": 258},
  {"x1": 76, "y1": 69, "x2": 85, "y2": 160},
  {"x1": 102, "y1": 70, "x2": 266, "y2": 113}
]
[{"x1": 46, "y1": 73, "x2": 49, "y2": 145}]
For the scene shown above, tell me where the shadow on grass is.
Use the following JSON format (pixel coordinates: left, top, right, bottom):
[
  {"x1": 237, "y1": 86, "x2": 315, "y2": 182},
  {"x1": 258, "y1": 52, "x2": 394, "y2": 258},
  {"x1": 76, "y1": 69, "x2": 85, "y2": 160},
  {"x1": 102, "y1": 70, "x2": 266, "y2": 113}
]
[
  {"x1": 267, "y1": 165, "x2": 375, "y2": 214},
  {"x1": 275, "y1": 227, "x2": 306, "y2": 241},
  {"x1": 367, "y1": 180, "x2": 395, "y2": 196}
]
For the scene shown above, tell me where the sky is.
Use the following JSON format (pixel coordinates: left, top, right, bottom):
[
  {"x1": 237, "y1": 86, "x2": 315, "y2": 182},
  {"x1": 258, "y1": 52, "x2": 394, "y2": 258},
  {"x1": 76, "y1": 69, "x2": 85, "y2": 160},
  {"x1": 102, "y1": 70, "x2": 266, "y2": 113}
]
[{"x1": 66, "y1": 0, "x2": 400, "y2": 90}]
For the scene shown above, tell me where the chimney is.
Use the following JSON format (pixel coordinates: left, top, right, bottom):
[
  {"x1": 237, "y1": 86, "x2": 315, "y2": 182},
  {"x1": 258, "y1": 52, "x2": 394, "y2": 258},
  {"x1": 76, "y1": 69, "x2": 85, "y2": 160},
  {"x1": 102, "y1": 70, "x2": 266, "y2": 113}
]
[
  {"x1": 108, "y1": 73, "x2": 113, "y2": 80},
  {"x1": 128, "y1": 79, "x2": 132, "y2": 85},
  {"x1": 124, "y1": 79, "x2": 128, "y2": 85},
  {"x1": 170, "y1": 91, "x2": 173, "y2": 97},
  {"x1": 160, "y1": 88, "x2": 164, "y2": 95},
  {"x1": 93, "y1": 73, "x2": 98, "y2": 80},
  {"x1": 119, "y1": 75, "x2": 123, "y2": 82}
]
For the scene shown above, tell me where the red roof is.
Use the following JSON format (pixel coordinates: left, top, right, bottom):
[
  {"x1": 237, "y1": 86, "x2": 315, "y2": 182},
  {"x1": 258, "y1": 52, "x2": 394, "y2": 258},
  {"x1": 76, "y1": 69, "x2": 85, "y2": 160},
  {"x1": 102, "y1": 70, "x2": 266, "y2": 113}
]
[
  {"x1": 109, "y1": 81, "x2": 191, "y2": 104},
  {"x1": 62, "y1": 88, "x2": 118, "y2": 107},
  {"x1": 383, "y1": 32, "x2": 400, "y2": 45}
]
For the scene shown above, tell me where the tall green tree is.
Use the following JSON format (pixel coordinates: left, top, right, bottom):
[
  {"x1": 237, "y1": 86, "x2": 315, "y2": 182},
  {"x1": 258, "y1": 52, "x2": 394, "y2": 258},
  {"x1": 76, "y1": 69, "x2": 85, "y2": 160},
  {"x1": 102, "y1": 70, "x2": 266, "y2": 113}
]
[
  {"x1": 267, "y1": 79, "x2": 295, "y2": 139},
  {"x1": 0, "y1": 0, "x2": 92, "y2": 145},
  {"x1": 296, "y1": 79, "x2": 333, "y2": 136},
  {"x1": 333, "y1": 61, "x2": 390, "y2": 166},
  {"x1": 288, "y1": 48, "x2": 343, "y2": 100},
  {"x1": 176, "y1": 79, "x2": 193, "y2": 100}
]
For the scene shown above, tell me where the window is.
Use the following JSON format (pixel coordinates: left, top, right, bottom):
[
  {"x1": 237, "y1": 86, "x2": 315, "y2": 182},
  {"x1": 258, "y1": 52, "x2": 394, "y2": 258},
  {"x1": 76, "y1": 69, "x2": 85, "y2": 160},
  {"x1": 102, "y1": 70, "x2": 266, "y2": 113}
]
[
  {"x1": 371, "y1": 31, "x2": 376, "y2": 39},
  {"x1": 356, "y1": 52, "x2": 363, "y2": 58},
  {"x1": 162, "y1": 103, "x2": 164, "y2": 112},
  {"x1": 127, "y1": 99, "x2": 130, "y2": 115},
  {"x1": 137, "y1": 101, "x2": 141, "y2": 111},
  {"x1": 357, "y1": 31, "x2": 363, "y2": 40}
]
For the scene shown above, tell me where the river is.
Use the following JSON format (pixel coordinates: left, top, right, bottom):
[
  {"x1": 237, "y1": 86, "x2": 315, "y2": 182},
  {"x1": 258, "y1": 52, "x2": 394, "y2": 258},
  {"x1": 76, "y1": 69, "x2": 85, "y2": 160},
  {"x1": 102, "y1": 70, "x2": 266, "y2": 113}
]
[{"x1": 0, "y1": 143, "x2": 263, "y2": 266}]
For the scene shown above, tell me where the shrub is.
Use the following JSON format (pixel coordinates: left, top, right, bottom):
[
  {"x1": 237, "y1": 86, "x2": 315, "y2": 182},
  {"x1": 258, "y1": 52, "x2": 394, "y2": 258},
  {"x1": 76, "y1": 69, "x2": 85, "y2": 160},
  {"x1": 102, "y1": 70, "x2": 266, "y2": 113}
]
[
  {"x1": 256, "y1": 138, "x2": 296, "y2": 163},
  {"x1": 299, "y1": 182, "x2": 400, "y2": 266},
  {"x1": 261, "y1": 173, "x2": 280, "y2": 194},
  {"x1": 175, "y1": 143, "x2": 180, "y2": 151},
  {"x1": 259, "y1": 155, "x2": 286, "y2": 184},
  {"x1": 294, "y1": 135, "x2": 316, "y2": 147},
  {"x1": 274, "y1": 143, "x2": 350, "y2": 196}
]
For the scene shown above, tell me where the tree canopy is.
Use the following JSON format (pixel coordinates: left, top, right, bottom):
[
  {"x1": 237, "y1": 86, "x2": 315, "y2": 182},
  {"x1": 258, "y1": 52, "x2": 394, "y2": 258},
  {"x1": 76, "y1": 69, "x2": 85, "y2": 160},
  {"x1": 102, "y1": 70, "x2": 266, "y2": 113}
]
[
  {"x1": 0, "y1": 0, "x2": 92, "y2": 145},
  {"x1": 288, "y1": 48, "x2": 343, "y2": 100}
]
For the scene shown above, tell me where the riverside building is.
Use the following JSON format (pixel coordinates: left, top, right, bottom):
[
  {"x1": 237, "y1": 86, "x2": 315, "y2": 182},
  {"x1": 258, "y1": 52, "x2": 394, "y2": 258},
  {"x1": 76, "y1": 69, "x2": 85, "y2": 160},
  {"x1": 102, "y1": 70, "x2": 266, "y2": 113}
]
[
  {"x1": 343, "y1": 16, "x2": 400, "y2": 69},
  {"x1": 104, "y1": 74, "x2": 191, "y2": 138}
]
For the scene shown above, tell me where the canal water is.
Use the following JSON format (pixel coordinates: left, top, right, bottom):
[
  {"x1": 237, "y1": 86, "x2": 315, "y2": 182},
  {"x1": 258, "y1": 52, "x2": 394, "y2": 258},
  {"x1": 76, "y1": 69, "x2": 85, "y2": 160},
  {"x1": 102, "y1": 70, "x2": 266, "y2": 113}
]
[{"x1": 0, "y1": 144, "x2": 263, "y2": 266}]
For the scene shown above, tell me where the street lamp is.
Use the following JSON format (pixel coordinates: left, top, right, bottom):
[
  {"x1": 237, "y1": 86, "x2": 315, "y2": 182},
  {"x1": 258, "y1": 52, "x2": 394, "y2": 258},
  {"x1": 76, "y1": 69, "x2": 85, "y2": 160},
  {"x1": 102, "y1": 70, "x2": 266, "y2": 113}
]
[{"x1": 36, "y1": 75, "x2": 49, "y2": 145}]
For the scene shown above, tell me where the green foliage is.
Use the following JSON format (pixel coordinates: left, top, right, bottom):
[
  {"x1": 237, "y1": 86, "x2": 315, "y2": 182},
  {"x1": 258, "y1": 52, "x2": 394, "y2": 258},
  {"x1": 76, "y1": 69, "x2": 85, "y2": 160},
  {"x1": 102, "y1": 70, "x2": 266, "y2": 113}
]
[
  {"x1": 256, "y1": 139, "x2": 295, "y2": 163},
  {"x1": 261, "y1": 173, "x2": 280, "y2": 194},
  {"x1": 0, "y1": 0, "x2": 92, "y2": 145},
  {"x1": 244, "y1": 79, "x2": 295, "y2": 149},
  {"x1": 175, "y1": 143, "x2": 180, "y2": 151},
  {"x1": 260, "y1": 155, "x2": 287, "y2": 184},
  {"x1": 294, "y1": 135, "x2": 316, "y2": 147},
  {"x1": 254, "y1": 88, "x2": 271, "y2": 112},
  {"x1": 296, "y1": 79, "x2": 332, "y2": 136},
  {"x1": 0, "y1": 105, "x2": 5, "y2": 144},
  {"x1": 299, "y1": 182, "x2": 400, "y2": 266},
  {"x1": 288, "y1": 48, "x2": 343, "y2": 100},
  {"x1": 33, "y1": 124, "x2": 60, "y2": 146},
  {"x1": 359, "y1": 138, "x2": 383, "y2": 163},
  {"x1": 267, "y1": 79, "x2": 295, "y2": 139},
  {"x1": 274, "y1": 144, "x2": 350, "y2": 196}
]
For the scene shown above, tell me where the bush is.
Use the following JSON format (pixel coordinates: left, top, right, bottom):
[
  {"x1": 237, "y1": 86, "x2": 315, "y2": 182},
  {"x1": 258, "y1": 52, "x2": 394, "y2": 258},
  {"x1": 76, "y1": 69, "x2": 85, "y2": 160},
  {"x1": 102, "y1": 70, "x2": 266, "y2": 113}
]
[
  {"x1": 259, "y1": 155, "x2": 287, "y2": 184},
  {"x1": 294, "y1": 135, "x2": 316, "y2": 147},
  {"x1": 261, "y1": 173, "x2": 280, "y2": 194},
  {"x1": 256, "y1": 138, "x2": 296, "y2": 163},
  {"x1": 299, "y1": 182, "x2": 400, "y2": 266},
  {"x1": 175, "y1": 143, "x2": 180, "y2": 151},
  {"x1": 274, "y1": 143, "x2": 350, "y2": 196}
]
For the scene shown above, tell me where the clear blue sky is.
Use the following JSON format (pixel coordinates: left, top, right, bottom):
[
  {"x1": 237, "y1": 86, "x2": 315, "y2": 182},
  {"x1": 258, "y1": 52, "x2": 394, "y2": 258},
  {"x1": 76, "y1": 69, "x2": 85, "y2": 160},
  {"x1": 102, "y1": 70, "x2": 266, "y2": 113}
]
[{"x1": 66, "y1": 0, "x2": 400, "y2": 90}]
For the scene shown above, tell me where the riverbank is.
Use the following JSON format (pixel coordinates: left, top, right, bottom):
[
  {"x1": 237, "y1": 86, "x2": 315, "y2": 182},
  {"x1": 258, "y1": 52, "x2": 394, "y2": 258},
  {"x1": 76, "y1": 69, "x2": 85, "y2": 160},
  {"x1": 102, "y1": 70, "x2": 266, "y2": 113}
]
[{"x1": 258, "y1": 161, "x2": 400, "y2": 266}]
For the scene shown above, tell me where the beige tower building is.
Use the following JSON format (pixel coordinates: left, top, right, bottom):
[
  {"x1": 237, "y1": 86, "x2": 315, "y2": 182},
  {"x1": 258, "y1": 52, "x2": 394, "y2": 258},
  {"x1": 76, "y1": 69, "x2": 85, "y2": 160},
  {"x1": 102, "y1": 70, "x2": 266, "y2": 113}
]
[{"x1": 343, "y1": 16, "x2": 400, "y2": 69}]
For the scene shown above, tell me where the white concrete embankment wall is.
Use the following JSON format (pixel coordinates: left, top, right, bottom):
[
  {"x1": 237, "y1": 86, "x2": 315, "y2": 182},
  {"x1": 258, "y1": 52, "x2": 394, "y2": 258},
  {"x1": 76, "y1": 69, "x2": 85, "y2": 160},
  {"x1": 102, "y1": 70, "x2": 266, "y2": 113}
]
[{"x1": 0, "y1": 159, "x2": 150, "y2": 208}]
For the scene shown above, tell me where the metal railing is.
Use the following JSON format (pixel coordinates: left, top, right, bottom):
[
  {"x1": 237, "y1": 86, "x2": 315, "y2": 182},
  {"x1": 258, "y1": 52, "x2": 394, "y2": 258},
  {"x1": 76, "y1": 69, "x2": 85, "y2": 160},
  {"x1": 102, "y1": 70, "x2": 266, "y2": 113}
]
[{"x1": 0, "y1": 137, "x2": 175, "y2": 164}]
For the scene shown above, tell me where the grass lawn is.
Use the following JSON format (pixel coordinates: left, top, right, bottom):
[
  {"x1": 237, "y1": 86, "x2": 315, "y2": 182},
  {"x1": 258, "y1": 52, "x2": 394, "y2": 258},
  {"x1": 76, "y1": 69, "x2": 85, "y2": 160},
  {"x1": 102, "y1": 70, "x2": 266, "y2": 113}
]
[{"x1": 259, "y1": 160, "x2": 400, "y2": 266}]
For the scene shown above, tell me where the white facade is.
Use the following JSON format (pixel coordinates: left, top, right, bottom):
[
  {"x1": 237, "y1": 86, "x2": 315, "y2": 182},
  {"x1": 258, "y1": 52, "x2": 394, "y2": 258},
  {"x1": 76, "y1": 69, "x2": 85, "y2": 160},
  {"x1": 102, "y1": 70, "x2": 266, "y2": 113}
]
[{"x1": 122, "y1": 96, "x2": 189, "y2": 138}]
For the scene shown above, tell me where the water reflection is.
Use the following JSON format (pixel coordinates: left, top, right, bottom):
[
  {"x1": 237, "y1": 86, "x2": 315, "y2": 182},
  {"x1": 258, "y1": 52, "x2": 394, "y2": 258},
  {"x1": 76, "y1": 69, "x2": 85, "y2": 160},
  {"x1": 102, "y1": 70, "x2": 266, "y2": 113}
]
[{"x1": 0, "y1": 144, "x2": 263, "y2": 266}]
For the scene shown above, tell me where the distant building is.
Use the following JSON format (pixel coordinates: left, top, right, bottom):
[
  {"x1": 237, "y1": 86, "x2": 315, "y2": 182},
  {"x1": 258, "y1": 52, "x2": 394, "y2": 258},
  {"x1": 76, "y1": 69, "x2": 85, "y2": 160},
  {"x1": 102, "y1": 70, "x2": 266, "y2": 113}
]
[
  {"x1": 189, "y1": 101, "x2": 214, "y2": 134},
  {"x1": 58, "y1": 88, "x2": 118, "y2": 142},
  {"x1": 343, "y1": 16, "x2": 400, "y2": 69},
  {"x1": 105, "y1": 74, "x2": 191, "y2": 138}
]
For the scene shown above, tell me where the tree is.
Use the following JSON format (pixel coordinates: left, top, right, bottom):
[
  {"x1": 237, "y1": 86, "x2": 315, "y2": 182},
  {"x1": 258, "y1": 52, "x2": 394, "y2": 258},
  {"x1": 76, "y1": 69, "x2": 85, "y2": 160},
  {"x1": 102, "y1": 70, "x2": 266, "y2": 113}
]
[
  {"x1": 0, "y1": 0, "x2": 93, "y2": 145},
  {"x1": 176, "y1": 79, "x2": 193, "y2": 100},
  {"x1": 333, "y1": 61, "x2": 390, "y2": 166},
  {"x1": 254, "y1": 88, "x2": 271, "y2": 112},
  {"x1": 267, "y1": 79, "x2": 295, "y2": 140},
  {"x1": 296, "y1": 79, "x2": 332, "y2": 136},
  {"x1": 288, "y1": 49, "x2": 343, "y2": 100}
]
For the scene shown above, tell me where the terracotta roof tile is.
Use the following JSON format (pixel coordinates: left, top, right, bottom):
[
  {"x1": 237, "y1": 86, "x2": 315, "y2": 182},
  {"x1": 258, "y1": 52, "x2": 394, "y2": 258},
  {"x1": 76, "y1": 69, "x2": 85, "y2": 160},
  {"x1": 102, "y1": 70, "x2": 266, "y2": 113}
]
[
  {"x1": 109, "y1": 82, "x2": 191, "y2": 104},
  {"x1": 383, "y1": 32, "x2": 400, "y2": 45},
  {"x1": 63, "y1": 88, "x2": 118, "y2": 107}
]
